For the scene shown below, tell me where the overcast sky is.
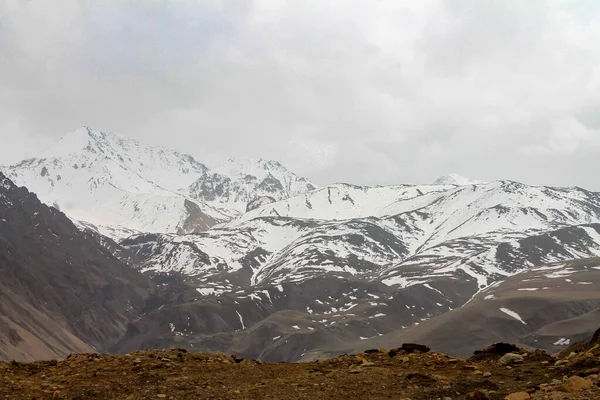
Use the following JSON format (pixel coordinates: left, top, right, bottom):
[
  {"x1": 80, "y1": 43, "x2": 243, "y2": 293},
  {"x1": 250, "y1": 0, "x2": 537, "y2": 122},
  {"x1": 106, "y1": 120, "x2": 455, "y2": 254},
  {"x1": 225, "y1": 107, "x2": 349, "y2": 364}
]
[{"x1": 1, "y1": 1, "x2": 599, "y2": 188}]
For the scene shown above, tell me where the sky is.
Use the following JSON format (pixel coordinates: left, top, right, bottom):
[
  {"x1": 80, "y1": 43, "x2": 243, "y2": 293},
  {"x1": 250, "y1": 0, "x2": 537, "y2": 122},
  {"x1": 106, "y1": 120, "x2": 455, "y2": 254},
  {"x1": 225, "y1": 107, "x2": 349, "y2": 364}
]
[{"x1": 0, "y1": 0, "x2": 599, "y2": 189}]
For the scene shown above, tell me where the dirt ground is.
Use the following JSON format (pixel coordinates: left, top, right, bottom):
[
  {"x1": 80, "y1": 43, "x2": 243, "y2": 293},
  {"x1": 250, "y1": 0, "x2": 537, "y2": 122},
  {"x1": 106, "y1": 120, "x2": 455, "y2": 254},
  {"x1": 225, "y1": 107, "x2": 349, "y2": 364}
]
[{"x1": 2, "y1": 344, "x2": 600, "y2": 400}]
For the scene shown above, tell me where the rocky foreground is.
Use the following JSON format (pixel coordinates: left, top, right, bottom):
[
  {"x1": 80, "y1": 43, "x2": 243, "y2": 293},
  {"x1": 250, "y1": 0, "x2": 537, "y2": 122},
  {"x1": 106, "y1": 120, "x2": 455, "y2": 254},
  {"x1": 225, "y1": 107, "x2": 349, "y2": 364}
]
[{"x1": 2, "y1": 342, "x2": 600, "y2": 400}]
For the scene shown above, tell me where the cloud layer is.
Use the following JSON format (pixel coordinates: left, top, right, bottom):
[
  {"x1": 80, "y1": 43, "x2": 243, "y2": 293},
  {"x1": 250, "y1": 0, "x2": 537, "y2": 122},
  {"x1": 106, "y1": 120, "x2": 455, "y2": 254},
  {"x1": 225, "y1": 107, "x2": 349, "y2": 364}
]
[{"x1": 1, "y1": 0, "x2": 599, "y2": 188}]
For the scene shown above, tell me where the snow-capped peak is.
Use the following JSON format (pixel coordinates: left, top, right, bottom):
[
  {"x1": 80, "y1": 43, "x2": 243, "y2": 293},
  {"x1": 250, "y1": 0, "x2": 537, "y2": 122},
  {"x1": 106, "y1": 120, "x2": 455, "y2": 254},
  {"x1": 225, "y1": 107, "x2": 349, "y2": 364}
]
[
  {"x1": 42, "y1": 126, "x2": 97, "y2": 158},
  {"x1": 433, "y1": 173, "x2": 481, "y2": 186},
  {"x1": 3, "y1": 127, "x2": 318, "y2": 237},
  {"x1": 215, "y1": 158, "x2": 284, "y2": 180}
]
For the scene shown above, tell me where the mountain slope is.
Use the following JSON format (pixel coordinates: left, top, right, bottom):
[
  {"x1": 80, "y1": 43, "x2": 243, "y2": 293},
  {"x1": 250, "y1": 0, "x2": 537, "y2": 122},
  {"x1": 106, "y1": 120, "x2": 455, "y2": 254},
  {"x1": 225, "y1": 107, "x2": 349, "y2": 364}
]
[
  {"x1": 0, "y1": 171, "x2": 150, "y2": 361},
  {"x1": 356, "y1": 257, "x2": 600, "y2": 359}
]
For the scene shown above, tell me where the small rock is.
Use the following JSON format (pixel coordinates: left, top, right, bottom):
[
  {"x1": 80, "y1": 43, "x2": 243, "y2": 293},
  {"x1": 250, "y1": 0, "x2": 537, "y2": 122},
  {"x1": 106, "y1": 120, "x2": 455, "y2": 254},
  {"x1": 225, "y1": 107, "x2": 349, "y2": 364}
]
[
  {"x1": 401, "y1": 343, "x2": 431, "y2": 353},
  {"x1": 160, "y1": 358, "x2": 171, "y2": 362},
  {"x1": 554, "y1": 359, "x2": 568, "y2": 366},
  {"x1": 483, "y1": 372, "x2": 492, "y2": 378},
  {"x1": 558, "y1": 376, "x2": 592, "y2": 393},
  {"x1": 473, "y1": 343, "x2": 519, "y2": 356},
  {"x1": 473, "y1": 370, "x2": 484, "y2": 375},
  {"x1": 388, "y1": 348, "x2": 403, "y2": 358},
  {"x1": 448, "y1": 358, "x2": 459, "y2": 363},
  {"x1": 360, "y1": 360, "x2": 375, "y2": 368},
  {"x1": 133, "y1": 358, "x2": 142, "y2": 365},
  {"x1": 157, "y1": 395, "x2": 166, "y2": 399},
  {"x1": 52, "y1": 391, "x2": 60, "y2": 400},
  {"x1": 232, "y1": 355, "x2": 245, "y2": 364},
  {"x1": 467, "y1": 390, "x2": 490, "y2": 400},
  {"x1": 504, "y1": 392, "x2": 530, "y2": 400},
  {"x1": 348, "y1": 365, "x2": 361, "y2": 374},
  {"x1": 499, "y1": 353, "x2": 524, "y2": 365}
]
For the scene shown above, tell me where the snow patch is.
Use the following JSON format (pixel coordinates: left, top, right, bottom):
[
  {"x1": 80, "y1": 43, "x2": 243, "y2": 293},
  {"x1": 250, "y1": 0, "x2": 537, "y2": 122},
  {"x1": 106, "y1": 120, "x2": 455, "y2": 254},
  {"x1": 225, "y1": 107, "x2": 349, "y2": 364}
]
[{"x1": 499, "y1": 307, "x2": 527, "y2": 325}]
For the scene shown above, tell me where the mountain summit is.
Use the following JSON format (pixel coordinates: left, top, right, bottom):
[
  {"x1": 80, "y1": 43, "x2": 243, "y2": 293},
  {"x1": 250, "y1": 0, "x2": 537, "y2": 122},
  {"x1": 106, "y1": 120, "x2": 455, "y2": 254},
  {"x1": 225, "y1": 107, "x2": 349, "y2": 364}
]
[
  {"x1": 2, "y1": 127, "x2": 316, "y2": 238},
  {"x1": 433, "y1": 173, "x2": 482, "y2": 186}
]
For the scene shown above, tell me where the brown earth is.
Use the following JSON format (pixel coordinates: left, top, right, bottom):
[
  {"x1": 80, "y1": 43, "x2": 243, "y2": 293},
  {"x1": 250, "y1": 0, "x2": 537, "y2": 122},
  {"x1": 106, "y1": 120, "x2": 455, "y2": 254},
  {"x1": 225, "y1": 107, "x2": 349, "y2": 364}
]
[{"x1": 2, "y1": 343, "x2": 600, "y2": 400}]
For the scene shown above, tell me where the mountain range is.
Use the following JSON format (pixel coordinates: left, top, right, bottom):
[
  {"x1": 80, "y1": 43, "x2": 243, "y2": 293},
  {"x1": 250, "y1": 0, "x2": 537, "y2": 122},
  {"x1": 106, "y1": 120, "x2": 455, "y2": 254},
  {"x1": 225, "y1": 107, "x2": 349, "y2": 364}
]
[{"x1": 2, "y1": 126, "x2": 600, "y2": 362}]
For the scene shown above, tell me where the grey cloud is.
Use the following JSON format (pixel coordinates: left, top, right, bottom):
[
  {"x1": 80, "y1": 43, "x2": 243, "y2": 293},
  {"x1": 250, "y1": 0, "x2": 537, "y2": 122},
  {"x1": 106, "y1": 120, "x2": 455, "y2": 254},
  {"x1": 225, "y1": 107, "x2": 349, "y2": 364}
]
[{"x1": 0, "y1": 0, "x2": 599, "y2": 189}]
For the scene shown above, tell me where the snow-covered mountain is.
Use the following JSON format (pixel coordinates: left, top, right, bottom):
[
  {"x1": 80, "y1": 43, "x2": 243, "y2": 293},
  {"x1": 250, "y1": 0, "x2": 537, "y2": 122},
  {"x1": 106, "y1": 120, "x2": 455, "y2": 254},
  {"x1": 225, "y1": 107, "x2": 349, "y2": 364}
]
[
  {"x1": 185, "y1": 158, "x2": 315, "y2": 214},
  {"x1": 126, "y1": 180, "x2": 600, "y2": 293},
  {"x1": 116, "y1": 179, "x2": 600, "y2": 361},
  {"x1": 6, "y1": 126, "x2": 600, "y2": 362},
  {"x1": 2, "y1": 127, "x2": 316, "y2": 238}
]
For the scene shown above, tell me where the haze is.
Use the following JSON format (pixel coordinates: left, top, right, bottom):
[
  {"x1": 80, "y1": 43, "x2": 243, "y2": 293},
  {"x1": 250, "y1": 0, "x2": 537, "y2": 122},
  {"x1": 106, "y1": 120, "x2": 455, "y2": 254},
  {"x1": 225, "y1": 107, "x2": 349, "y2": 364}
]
[{"x1": 0, "y1": 0, "x2": 599, "y2": 189}]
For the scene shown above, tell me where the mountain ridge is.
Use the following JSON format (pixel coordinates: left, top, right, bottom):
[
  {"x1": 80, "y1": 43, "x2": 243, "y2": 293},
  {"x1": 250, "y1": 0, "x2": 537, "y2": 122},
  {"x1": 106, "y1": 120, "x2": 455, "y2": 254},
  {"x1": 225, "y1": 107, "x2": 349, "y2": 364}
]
[{"x1": 2, "y1": 127, "x2": 316, "y2": 239}]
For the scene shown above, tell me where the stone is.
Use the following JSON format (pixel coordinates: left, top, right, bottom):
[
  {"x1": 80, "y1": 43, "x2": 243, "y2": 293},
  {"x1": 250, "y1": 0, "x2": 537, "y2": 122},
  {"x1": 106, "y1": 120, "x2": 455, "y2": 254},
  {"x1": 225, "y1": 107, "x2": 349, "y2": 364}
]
[
  {"x1": 467, "y1": 390, "x2": 490, "y2": 400},
  {"x1": 133, "y1": 358, "x2": 142, "y2": 365},
  {"x1": 400, "y1": 343, "x2": 431, "y2": 353},
  {"x1": 360, "y1": 360, "x2": 375, "y2": 368},
  {"x1": 558, "y1": 376, "x2": 592, "y2": 392},
  {"x1": 157, "y1": 395, "x2": 166, "y2": 399},
  {"x1": 499, "y1": 353, "x2": 524, "y2": 365},
  {"x1": 348, "y1": 366, "x2": 361, "y2": 374},
  {"x1": 232, "y1": 355, "x2": 245, "y2": 364},
  {"x1": 473, "y1": 343, "x2": 520, "y2": 356},
  {"x1": 483, "y1": 372, "x2": 492, "y2": 378},
  {"x1": 504, "y1": 392, "x2": 530, "y2": 400}
]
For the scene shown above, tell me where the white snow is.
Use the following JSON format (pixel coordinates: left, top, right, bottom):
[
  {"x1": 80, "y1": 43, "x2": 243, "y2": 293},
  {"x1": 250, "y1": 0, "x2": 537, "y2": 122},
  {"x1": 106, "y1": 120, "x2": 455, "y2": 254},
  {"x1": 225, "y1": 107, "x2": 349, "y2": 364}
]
[
  {"x1": 553, "y1": 338, "x2": 571, "y2": 346},
  {"x1": 499, "y1": 307, "x2": 527, "y2": 325},
  {"x1": 235, "y1": 311, "x2": 246, "y2": 330}
]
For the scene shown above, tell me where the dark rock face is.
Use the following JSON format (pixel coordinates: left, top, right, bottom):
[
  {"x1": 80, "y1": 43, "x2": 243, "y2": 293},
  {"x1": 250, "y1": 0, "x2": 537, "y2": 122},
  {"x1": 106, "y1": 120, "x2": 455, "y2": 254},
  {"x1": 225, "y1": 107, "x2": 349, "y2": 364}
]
[
  {"x1": 178, "y1": 199, "x2": 216, "y2": 234},
  {"x1": 246, "y1": 196, "x2": 276, "y2": 212},
  {"x1": 0, "y1": 172, "x2": 151, "y2": 361},
  {"x1": 258, "y1": 175, "x2": 284, "y2": 193}
]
